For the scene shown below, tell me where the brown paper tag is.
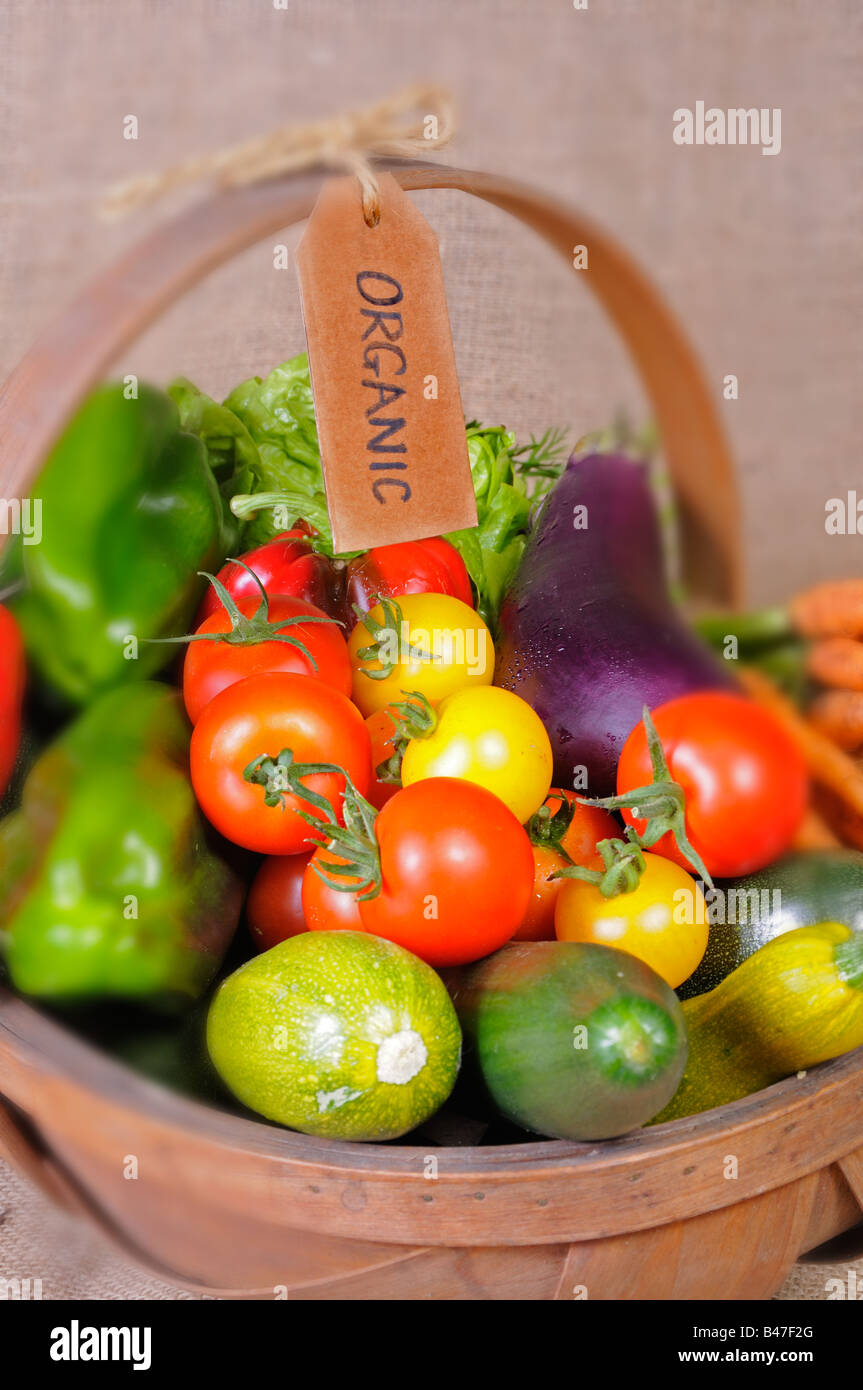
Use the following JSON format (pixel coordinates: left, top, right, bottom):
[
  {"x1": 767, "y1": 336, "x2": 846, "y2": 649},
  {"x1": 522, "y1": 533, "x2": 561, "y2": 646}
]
[{"x1": 296, "y1": 173, "x2": 477, "y2": 554}]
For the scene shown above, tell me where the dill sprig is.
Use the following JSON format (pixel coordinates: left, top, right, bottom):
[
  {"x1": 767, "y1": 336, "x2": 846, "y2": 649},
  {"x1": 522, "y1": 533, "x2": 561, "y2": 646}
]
[{"x1": 511, "y1": 426, "x2": 570, "y2": 480}]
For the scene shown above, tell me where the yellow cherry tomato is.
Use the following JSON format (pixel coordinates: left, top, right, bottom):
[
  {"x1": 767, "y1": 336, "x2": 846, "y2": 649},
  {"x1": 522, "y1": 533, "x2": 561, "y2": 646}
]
[
  {"x1": 348, "y1": 593, "x2": 494, "y2": 718},
  {"x1": 554, "y1": 853, "x2": 707, "y2": 990},
  {"x1": 401, "y1": 686, "x2": 553, "y2": 823}
]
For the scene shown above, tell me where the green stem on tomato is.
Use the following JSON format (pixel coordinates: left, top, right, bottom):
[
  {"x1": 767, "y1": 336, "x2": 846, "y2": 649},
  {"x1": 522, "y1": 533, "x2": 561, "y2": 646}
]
[
  {"x1": 354, "y1": 595, "x2": 429, "y2": 680},
  {"x1": 525, "y1": 792, "x2": 576, "y2": 863},
  {"x1": 242, "y1": 748, "x2": 383, "y2": 901},
  {"x1": 577, "y1": 706, "x2": 714, "y2": 891},
  {"x1": 375, "y1": 691, "x2": 437, "y2": 786},
  {"x1": 553, "y1": 826, "x2": 646, "y2": 897},
  {"x1": 146, "y1": 559, "x2": 337, "y2": 659}
]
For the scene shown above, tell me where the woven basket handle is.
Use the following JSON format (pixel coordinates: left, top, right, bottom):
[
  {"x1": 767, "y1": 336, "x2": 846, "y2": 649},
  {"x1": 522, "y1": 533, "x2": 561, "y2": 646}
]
[
  {"x1": 0, "y1": 1090, "x2": 247, "y2": 1294},
  {"x1": 0, "y1": 1093, "x2": 89, "y2": 1217},
  {"x1": 0, "y1": 161, "x2": 742, "y2": 605}
]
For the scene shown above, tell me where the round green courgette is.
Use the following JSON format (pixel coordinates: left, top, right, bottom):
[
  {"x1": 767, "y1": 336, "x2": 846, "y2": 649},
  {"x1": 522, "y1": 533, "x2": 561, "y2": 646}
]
[{"x1": 207, "y1": 932, "x2": 462, "y2": 1141}]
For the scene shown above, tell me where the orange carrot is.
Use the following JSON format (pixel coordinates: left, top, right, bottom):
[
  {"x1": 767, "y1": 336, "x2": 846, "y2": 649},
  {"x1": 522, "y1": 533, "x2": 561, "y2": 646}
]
[
  {"x1": 812, "y1": 788, "x2": 863, "y2": 854},
  {"x1": 740, "y1": 666, "x2": 863, "y2": 821},
  {"x1": 806, "y1": 637, "x2": 863, "y2": 692},
  {"x1": 792, "y1": 805, "x2": 842, "y2": 850},
  {"x1": 808, "y1": 690, "x2": 863, "y2": 752},
  {"x1": 790, "y1": 579, "x2": 863, "y2": 639}
]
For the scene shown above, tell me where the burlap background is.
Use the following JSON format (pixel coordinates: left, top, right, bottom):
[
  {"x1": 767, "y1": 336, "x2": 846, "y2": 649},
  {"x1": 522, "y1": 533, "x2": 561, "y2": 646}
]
[{"x1": 1, "y1": 0, "x2": 862, "y2": 1299}]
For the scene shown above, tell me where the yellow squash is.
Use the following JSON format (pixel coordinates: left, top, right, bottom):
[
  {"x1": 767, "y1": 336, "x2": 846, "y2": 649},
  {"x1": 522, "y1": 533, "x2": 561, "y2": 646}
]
[{"x1": 653, "y1": 921, "x2": 863, "y2": 1123}]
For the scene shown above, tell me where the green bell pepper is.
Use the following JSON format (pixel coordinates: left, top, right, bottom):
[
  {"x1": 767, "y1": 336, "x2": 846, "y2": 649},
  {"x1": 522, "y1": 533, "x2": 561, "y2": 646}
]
[
  {"x1": 13, "y1": 382, "x2": 241, "y2": 705},
  {"x1": 0, "y1": 681, "x2": 243, "y2": 1005}
]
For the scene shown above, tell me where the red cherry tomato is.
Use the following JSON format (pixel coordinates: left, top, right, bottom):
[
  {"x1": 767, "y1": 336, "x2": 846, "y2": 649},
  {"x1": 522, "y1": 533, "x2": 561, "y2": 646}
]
[
  {"x1": 183, "y1": 594, "x2": 352, "y2": 724},
  {"x1": 302, "y1": 847, "x2": 365, "y2": 933},
  {"x1": 0, "y1": 605, "x2": 24, "y2": 796},
  {"x1": 356, "y1": 778, "x2": 534, "y2": 967},
  {"x1": 196, "y1": 532, "x2": 346, "y2": 626},
  {"x1": 247, "y1": 853, "x2": 311, "y2": 951},
  {"x1": 616, "y1": 692, "x2": 809, "y2": 880},
  {"x1": 190, "y1": 672, "x2": 373, "y2": 854},
  {"x1": 345, "y1": 537, "x2": 472, "y2": 626},
  {"x1": 364, "y1": 705, "x2": 403, "y2": 810},
  {"x1": 515, "y1": 790, "x2": 619, "y2": 942}
]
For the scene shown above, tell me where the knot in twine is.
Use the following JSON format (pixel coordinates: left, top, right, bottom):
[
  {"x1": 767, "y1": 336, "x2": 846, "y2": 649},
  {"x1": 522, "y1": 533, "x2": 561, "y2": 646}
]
[{"x1": 100, "y1": 83, "x2": 456, "y2": 226}]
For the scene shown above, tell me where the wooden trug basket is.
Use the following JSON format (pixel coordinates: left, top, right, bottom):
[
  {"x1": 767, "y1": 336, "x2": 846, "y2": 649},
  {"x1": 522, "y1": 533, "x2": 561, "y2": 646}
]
[{"x1": 1, "y1": 163, "x2": 861, "y2": 1301}]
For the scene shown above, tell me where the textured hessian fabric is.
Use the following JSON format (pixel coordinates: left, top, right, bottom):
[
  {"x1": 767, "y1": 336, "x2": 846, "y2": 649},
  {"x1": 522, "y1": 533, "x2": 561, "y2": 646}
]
[{"x1": 1, "y1": 0, "x2": 861, "y2": 1300}]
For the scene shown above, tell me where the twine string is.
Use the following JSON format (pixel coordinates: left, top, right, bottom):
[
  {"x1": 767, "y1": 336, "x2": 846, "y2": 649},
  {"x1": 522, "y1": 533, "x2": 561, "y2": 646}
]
[{"x1": 100, "y1": 83, "x2": 456, "y2": 226}]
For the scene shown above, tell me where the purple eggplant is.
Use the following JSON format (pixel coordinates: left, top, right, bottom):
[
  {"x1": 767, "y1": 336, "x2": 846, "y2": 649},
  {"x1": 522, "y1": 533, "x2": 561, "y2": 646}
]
[{"x1": 494, "y1": 452, "x2": 735, "y2": 796}]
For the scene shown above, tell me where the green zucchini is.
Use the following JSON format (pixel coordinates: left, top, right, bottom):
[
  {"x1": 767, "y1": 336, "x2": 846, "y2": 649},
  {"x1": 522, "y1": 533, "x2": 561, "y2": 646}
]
[
  {"x1": 446, "y1": 941, "x2": 687, "y2": 1141},
  {"x1": 653, "y1": 921, "x2": 863, "y2": 1123},
  {"x1": 679, "y1": 849, "x2": 863, "y2": 999}
]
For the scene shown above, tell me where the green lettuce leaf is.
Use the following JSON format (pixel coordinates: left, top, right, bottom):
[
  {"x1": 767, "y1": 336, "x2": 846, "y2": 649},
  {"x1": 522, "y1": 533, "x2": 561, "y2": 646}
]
[
  {"x1": 168, "y1": 377, "x2": 261, "y2": 553},
  {"x1": 169, "y1": 377, "x2": 260, "y2": 487},
  {"x1": 222, "y1": 355, "x2": 333, "y2": 550},
  {"x1": 445, "y1": 424, "x2": 564, "y2": 629},
  {"x1": 173, "y1": 354, "x2": 568, "y2": 627}
]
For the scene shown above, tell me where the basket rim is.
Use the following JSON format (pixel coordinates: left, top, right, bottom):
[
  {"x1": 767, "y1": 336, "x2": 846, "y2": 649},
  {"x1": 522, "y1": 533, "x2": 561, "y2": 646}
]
[{"x1": 5, "y1": 980, "x2": 863, "y2": 1257}]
